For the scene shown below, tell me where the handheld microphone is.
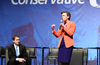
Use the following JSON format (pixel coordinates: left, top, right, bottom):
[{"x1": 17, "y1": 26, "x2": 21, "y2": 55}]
[{"x1": 59, "y1": 20, "x2": 63, "y2": 29}]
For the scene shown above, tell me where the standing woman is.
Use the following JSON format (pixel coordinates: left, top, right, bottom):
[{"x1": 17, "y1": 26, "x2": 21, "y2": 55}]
[{"x1": 51, "y1": 11, "x2": 76, "y2": 65}]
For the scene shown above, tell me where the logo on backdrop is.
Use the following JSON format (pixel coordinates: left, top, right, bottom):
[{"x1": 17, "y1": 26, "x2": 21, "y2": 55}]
[
  {"x1": 11, "y1": 0, "x2": 100, "y2": 8},
  {"x1": 90, "y1": 0, "x2": 100, "y2": 8}
]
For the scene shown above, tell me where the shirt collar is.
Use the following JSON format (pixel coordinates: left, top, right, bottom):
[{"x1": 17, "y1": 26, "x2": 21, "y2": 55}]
[{"x1": 14, "y1": 44, "x2": 19, "y2": 48}]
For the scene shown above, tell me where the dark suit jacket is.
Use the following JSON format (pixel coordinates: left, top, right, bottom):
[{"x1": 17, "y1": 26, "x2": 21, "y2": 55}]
[{"x1": 8, "y1": 44, "x2": 28, "y2": 62}]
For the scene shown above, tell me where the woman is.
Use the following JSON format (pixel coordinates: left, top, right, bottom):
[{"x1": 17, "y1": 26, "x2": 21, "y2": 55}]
[{"x1": 51, "y1": 11, "x2": 76, "y2": 65}]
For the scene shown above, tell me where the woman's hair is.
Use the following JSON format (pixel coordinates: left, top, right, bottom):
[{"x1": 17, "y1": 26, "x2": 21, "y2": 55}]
[{"x1": 61, "y1": 11, "x2": 71, "y2": 20}]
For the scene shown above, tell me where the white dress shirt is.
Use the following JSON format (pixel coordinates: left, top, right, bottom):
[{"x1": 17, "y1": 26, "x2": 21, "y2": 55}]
[{"x1": 14, "y1": 44, "x2": 20, "y2": 61}]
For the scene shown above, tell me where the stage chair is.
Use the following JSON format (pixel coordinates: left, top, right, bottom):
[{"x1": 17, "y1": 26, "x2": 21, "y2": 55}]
[
  {"x1": 26, "y1": 47, "x2": 37, "y2": 65},
  {"x1": 1, "y1": 47, "x2": 6, "y2": 65},
  {"x1": 77, "y1": 48, "x2": 88, "y2": 65},
  {"x1": 5, "y1": 48, "x2": 30, "y2": 65},
  {"x1": 70, "y1": 50, "x2": 84, "y2": 65},
  {"x1": 47, "y1": 48, "x2": 58, "y2": 65}
]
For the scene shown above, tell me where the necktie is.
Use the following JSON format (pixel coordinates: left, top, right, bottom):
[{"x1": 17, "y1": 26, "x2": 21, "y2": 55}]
[{"x1": 16, "y1": 46, "x2": 19, "y2": 57}]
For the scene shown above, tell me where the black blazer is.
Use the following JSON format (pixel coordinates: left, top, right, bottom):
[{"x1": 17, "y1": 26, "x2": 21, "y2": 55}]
[{"x1": 8, "y1": 44, "x2": 28, "y2": 61}]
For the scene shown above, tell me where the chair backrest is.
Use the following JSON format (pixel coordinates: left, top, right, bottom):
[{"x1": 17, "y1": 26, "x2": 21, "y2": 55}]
[
  {"x1": 1, "y1": 47, "x2": 6, "y2": 57},
  {"x1": 49, "y1": 48, "x2": 58, "y2": 56},
  {"x1": 26, "y1": 47, "x2": 35, "y2": 56},
  {"x1": 70, "y1": 50, "x2": 84, "y2": 65},
  {"x1": 5, "y1": 49, "x2": 9, "y2": 65},
  {"x1": 0, "y1": 47, "x2": 2, "y2": 57},
  {"x1": 77, "y1": 48, "x2": 88, "y2": 59}
]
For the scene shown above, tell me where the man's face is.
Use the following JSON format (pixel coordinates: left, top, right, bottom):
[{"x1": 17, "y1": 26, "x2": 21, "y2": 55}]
[
  {"x1": 62, "y1": 13, "x2": 69, "y2": 21},
  {"x1": 13, "y1": 37, "x2": 20, "y2": 46}
]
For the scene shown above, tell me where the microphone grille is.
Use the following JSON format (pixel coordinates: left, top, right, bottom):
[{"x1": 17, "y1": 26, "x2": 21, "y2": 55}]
[{"x1": 60, "y1": 20, "x2": 63, "y2": 23}]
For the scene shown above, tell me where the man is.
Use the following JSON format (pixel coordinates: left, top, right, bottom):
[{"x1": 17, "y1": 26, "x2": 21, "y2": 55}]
[{"x1": 7, "y1": 35, "x2": 28, "y2": 65}]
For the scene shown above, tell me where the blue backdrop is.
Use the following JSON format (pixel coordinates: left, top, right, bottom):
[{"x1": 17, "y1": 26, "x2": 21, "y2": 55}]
[{"x1": 0, "y1": 0, "x2": 100, "y2": 64}]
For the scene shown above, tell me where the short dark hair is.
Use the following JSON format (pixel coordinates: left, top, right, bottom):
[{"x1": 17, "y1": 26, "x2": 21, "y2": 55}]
[
  {"x1": 61, "y1": 11, "x2": 71, "y2": 20},
  {"x1": 12, "y1": 35, "x2": 20, "y2": 40}
]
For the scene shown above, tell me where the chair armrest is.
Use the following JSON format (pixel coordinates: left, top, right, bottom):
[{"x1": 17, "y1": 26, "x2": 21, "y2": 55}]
[
  {"x1": 26, "y1": 50, "x2": 30, "y2": 65},
  {"x1": 5, "y1": 50, "x2": 9, "y2": 65}
]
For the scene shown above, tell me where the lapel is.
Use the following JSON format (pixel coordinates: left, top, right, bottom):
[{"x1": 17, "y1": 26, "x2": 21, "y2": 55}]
[
  {"x1": 19, "y1": 44, "x2": 22, "y2": 55},
  {"x1": 12, "y1": 44, "x2": 16, "y2": 56},
  {"x1": 63, "y1": 21, "x2": 72, "y2": 26},
  {"x1": 62, "y1": 21, "x2": 72, "y2": 28},
  {"x1": 67, "y1": 21, "x2": 72, "y2": 27}
]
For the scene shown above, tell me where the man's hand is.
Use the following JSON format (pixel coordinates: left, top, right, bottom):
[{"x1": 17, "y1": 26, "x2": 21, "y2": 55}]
[{"x1": 18, "y1": 58, "x2": 25, "y2": 63}]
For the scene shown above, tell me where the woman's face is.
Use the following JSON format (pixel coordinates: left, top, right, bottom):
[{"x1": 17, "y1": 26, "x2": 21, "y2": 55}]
[{"x1": 62, "y1": 13, "x2": 69, "y2": 21}]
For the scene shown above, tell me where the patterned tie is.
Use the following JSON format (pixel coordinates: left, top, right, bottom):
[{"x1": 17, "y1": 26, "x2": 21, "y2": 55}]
[{"x1": 16, "y1": 46, "x2": 19, "y2": 57}]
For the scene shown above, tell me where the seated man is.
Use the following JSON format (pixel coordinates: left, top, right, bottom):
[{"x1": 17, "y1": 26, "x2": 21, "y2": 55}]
[{"x1": 7, "y1": 35, "x2": 28, "y2": 65}]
